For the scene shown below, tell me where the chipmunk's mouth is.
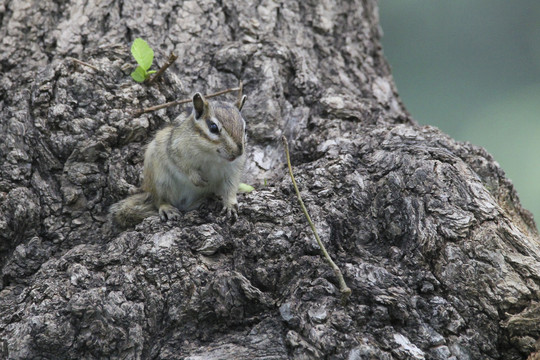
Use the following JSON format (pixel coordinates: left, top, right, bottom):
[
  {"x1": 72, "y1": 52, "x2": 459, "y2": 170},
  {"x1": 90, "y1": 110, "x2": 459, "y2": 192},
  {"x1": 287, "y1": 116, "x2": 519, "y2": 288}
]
[{"x1": 217, "y1": 149, "x2": 237, "y2": 162}]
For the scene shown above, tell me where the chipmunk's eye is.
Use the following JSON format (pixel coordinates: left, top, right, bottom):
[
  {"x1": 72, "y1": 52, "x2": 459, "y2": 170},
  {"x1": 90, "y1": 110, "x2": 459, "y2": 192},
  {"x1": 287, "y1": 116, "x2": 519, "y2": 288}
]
[{"x1": 208, "y1": 122, "x2": 219, "y2": 134}]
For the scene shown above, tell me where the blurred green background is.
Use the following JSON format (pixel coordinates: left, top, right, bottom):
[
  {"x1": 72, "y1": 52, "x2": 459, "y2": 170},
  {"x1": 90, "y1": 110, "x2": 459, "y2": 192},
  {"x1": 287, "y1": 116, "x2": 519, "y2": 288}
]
[{"x1": 379, "y1": 1, "x2": 540, "y2": 226}]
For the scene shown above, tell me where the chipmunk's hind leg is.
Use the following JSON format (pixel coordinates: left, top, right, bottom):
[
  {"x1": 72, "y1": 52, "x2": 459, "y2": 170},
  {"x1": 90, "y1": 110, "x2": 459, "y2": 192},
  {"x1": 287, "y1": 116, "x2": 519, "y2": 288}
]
[{"x1": 158, "y1": 203, "x2": 181, "y2": 221}]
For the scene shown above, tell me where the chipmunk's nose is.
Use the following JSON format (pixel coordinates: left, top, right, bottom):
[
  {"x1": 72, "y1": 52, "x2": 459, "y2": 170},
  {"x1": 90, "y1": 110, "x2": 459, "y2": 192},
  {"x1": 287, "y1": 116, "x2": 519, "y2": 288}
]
[{"x1": 235, "y1": 142, "x2": 244, "y2": 157}]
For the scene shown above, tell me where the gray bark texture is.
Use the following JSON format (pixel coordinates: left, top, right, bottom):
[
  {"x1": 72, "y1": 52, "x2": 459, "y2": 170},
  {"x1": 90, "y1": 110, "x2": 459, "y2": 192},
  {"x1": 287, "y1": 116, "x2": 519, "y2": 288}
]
[{"x1": 1, "y1": 0, "x2": 540, "y2": 359}]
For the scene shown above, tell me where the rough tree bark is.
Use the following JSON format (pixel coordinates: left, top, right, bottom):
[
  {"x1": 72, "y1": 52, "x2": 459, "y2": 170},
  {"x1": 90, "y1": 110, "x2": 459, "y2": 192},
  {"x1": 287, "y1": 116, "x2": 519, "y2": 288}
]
[{"x1": 1, "y1": 0, "x2": 539, "y2": 359}]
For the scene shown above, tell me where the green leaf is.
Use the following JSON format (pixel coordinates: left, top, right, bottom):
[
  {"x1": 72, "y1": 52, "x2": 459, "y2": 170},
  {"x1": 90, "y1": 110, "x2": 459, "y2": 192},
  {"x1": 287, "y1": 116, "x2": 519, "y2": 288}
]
[
  {"x1": 147, "y1": 70, "x2": 157, "y2": 74},
  {"x1": 131, "y1": 66, "x2": 147, "y2": 83},
  {"x1": 131, "y1": 38, "x2": 154, "y2": 71},
  {"x1": 238, "y1": 183, "x2": 255, "y2": 193}
]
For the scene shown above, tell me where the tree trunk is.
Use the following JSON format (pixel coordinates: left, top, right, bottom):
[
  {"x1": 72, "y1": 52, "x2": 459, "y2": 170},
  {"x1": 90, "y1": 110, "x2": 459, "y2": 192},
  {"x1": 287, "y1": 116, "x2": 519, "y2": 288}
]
[{"x1": 1, "y1": 0, "x2": 539, "y2": 359}]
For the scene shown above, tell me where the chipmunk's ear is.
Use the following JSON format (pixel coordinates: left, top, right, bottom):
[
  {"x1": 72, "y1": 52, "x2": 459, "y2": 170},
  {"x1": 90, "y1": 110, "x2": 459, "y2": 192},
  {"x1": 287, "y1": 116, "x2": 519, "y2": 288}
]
[
  {"x1": 237, "y1": 95, "x2": 247, "y2": 111},
  {"x1": 193, "y1": 93, "x2": 207, "y2": 119}
]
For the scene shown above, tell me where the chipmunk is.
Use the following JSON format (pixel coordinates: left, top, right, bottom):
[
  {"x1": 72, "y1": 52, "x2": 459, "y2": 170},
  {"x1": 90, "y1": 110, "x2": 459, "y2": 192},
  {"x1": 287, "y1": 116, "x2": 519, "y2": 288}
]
[{"x1": 110, "y1": 92, "x2": 247, "y2": 229}]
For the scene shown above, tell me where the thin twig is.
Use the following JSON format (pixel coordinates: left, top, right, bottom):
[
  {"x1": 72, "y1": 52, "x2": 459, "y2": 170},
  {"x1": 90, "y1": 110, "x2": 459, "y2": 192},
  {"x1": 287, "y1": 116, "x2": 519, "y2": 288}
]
[
  {"x1": 68, "y1": 57, "x2": 100, "y2": 72},
  {"x1": 148, "y1": 52, "x2": 178, "y2": 84},
  {"x1": 133, "y1": 86, "x2": 242, "y2": 117},
  {"x1": 282, "y1": 135, "x2": 352, "y2": 303},
  {"x1": 236, "y1": 80, "x2": 243, "y2": 107}
]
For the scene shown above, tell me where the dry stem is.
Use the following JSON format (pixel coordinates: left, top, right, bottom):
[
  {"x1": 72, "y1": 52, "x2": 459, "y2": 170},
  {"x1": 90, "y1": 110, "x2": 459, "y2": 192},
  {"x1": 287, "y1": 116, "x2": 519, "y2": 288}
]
[
  {"x1": 133, "y1": 84, "x2": 243, "y2": 117},
  {"x1": 68, "y1": 57, "x2": 100, "y2": 72},
  {"x1": 148, "y1": 52, "x2": 178, "y2": 84},
  {"x1": 282, "y1": 135, "x2": 352, "y2": 303}
]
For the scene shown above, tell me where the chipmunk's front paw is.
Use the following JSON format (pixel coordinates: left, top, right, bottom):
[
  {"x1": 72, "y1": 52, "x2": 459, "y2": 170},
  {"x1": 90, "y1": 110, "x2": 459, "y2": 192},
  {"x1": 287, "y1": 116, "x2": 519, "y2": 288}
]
[
  {"x1": 220, "y1": 202, "x2": 238, "y2": 222},
  {"x1": 159, "y1": 204, "x2": 181, "y2": 222}
]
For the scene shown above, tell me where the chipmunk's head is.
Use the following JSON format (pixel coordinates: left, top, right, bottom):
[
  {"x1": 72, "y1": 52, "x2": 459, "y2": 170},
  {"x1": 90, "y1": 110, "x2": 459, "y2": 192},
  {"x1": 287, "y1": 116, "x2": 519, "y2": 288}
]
[{"x1": 191, "y1": 92, "x2": 247, "y2": 162}]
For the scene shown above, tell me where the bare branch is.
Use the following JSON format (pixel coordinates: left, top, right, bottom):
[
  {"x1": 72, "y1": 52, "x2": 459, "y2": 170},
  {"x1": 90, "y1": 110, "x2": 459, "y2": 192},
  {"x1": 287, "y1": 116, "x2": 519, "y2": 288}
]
[
  {"x1": 282, "y1": 135, "x2": 352, "y2": 303},
  {"x1": 68, "y1": 57, "x2": 100, "y2": 72},
  {"x1": 148, "y1": 52, "x2": 178, "y2": 84},
  {"x1": 133, "y1": 86, "x2": 242, "y2": 117}
]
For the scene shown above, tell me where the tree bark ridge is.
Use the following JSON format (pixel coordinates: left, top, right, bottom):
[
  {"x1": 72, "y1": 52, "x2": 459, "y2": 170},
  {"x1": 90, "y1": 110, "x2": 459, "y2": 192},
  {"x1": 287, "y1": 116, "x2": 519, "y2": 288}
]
[{"x1": 0, "y1": 1, "x2": 539, "y2": 359}]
